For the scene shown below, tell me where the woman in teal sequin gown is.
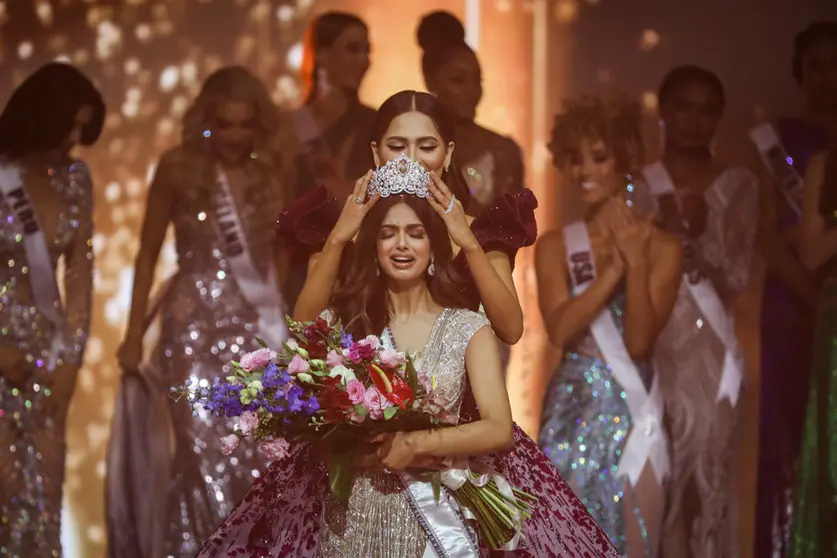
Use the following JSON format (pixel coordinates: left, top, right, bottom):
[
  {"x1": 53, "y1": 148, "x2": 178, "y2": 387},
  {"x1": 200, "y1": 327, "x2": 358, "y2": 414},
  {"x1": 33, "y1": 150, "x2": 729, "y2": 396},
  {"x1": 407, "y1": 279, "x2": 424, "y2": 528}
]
[{"x1": 535, "y1": 94, "x2": 683, "y2": 557}]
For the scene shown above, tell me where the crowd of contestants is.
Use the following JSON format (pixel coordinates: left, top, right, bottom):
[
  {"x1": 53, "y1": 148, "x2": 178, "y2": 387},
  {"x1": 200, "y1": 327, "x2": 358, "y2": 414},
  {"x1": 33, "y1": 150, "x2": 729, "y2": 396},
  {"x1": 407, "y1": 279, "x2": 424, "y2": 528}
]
[{"x1": 0, "y1": 7, "x2": 835, "y2": 558}]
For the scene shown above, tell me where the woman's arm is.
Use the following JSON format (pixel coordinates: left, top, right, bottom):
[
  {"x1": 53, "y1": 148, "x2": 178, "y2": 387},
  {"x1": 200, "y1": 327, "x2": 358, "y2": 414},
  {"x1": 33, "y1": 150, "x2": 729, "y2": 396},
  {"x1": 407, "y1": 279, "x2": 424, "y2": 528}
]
[
  {"x1": 376, "y1": 326, "x2": 514, "y2": 469},
  {"x1": 798, "y1": 152, "x2": 837, "y2": 272},
  {"x1": 535, "y1": 230, "x2": 622, "y2": 349},
  {"x1": 622, "y1": 230, "x2": 683, "y2": 359},
  {"x1": 461, "y1": 246, "x2": 523, "y2": 344},
  {"x1": 293, "y1": 172, "x2": 377, "y2": 321},
  {"x1": 118, "y1": 153, "x2": 176, "y2": 369}
]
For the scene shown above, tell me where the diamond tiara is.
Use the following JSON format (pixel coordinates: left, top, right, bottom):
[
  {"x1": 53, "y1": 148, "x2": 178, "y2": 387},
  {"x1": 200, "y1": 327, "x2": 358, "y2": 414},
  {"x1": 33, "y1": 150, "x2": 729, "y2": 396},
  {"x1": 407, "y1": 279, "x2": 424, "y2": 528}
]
[{"x1": 367, "y1": 153, "x2": 431, "y2": 199}]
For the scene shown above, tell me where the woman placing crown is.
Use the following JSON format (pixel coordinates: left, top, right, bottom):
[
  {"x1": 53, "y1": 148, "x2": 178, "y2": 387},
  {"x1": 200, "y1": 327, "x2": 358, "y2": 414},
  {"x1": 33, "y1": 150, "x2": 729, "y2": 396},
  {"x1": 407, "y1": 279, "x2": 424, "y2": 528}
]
[
  {"x1": 196, "y1": 90, "x2": 617, "y2": 557},
  {"x1": 278, "y1": 91, "x2": 535, "y2": 361}
]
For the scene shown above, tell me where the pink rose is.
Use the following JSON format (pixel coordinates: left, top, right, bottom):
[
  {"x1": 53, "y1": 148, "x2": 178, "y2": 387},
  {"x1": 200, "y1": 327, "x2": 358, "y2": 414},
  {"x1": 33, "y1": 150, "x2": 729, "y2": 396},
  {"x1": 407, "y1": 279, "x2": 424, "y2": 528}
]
[
  {"x1": 220, "y1": 434, "x2": 239, "y2": 456},
  {"x1": 346, "y1": 379, "x2": 365, "y2": 405},
  {"x1": 326, "y1": 349, "x2": 344, "y2": 368},
  {"x1": 363, "y1": 386, "x2": 393, "y2": 420},
  {"x1": 237, "y1": 410, "x2": 259, "y2": 436},
  {"x1": 260, "y1": 437, "x2": 291, "y2": 462},
  {"x1": 379, "y1": 347, "x2": 406, "y2": 369},
  {"x1": 417, "y1": 370, "x2": 433, "y2": 393},
  {"x1": 239, "y1": 348, "x2": 274, "y2": 371},
  {"x1": 287, "y1": 353, "x2": 310, "y2": 375}
]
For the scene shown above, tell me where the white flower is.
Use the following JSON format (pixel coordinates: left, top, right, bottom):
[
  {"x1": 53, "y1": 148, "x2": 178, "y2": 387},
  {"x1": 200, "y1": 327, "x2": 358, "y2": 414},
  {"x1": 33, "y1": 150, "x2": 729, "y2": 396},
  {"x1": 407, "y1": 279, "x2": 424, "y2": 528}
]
[{"x1": 328, "y1": 364, "x2": 357, "y2": 384}]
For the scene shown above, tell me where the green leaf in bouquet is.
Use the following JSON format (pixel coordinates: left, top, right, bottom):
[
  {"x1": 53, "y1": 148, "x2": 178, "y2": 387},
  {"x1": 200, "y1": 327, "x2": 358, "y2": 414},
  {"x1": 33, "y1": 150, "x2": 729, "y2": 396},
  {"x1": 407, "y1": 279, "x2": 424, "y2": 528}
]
[
  {"x1": 328, "y1": 451, "x2": 355, "y2": 506},
  {"x1": 432, "y1": 471, "x2": 442, "y2": 504},
  {"x1": 242, "y1": 373, "x2": 263, "y2": 384},
  {"x1": 353, "y1": 405, "x2": 368, "y2": 418},
  {"x1": 383, "y1": 406, "x2": 398, "y2": 420},
  {"x1": 255, "y1": 337, "x2": 269, "y2": 349},
  {"x1": 405, "y1": 357, "x2": 419, "y2": 391}
]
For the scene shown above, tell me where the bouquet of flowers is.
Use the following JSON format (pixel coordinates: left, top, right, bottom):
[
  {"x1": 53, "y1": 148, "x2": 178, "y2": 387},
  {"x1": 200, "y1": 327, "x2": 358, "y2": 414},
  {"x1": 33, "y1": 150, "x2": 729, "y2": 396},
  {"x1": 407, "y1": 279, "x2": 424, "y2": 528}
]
[{"x1": 171, "y1": 315, "x2": 537, "y2": 549}]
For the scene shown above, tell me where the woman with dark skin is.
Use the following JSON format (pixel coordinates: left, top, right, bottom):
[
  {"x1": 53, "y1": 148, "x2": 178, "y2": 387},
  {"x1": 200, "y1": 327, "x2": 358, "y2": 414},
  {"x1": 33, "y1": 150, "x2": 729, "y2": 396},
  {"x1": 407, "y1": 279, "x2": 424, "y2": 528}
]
[
  {"x1": 753, "y1": 21, "x2": 837, "y2": 558},
  {"x1": 788, "y1": 22, "x2": 837, "y2": 558},
  {"x1": 0, "y1": 62, "x2": 104, "y2": 558},
  {"x1": 635, "y1": 65, "x2": 759, "y2": 558},
  {"x1": 416, "y1": 11, "x2": 525, "y2": 216}
]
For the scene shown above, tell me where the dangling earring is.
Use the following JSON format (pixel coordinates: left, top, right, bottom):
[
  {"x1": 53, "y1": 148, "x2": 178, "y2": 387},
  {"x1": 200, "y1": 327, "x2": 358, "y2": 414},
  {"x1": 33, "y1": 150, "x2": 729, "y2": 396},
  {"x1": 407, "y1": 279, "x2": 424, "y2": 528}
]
[
  {"x1": 444, "y1": 164, "x2": 449, "y2": 173},
  {"x1": 427, "y1": 258, "x2": 435, "y2": 276},
  {"x1": 317, "y1": 67, "x2": 330, "y2": 98}
]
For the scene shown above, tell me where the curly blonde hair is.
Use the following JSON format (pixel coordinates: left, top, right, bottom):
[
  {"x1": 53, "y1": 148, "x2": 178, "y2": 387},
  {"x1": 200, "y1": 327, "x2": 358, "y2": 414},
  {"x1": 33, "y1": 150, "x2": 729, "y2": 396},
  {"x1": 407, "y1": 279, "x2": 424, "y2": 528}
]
[
  {"x1": 548, "y1": 93, "x2": 645, "y2": 175},
  {"x1": 181, "y1": 66, "x2": 281, "y2": 166}
]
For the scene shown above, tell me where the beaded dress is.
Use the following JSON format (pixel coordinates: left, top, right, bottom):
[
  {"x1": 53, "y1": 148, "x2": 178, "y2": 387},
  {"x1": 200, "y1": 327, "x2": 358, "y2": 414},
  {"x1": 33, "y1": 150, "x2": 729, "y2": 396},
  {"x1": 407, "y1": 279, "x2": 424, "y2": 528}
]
[
  {"x1": 539, "y1": 289, "x2": 656, "y2": 555},
  {"x1": 197, "y1": 308, "x2": 620, "y2": 557},
  {"x1": 106, "y1": 151, "x2": 285, "y2": 558},
  {"x1": 0, "y1": 158, "x2": 94, "y2": 557},
  {"x1": 632, "y1": 165, "x2": 758, "y2": 557}
]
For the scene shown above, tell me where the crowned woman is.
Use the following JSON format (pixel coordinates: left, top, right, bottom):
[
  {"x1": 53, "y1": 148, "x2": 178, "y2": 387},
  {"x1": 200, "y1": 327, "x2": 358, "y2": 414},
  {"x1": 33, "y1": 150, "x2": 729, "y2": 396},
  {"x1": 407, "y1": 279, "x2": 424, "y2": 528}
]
[{"x1": 195, "y1": 91, "x2": 619, "y2": 557}]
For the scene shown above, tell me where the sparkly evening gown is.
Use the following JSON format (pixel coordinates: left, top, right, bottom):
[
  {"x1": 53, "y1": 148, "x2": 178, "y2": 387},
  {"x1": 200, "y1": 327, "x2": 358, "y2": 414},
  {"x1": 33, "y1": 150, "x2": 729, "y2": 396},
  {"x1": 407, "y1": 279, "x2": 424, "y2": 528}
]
[
  {"x1": 539, "y1": 289, "x2": 657, "y2": 555},
  {"x1": 0, "y1": 159, "x2": 94, "y2": 557},
  {"x1": 757, "y1": 118, "x2": 829, "y2": 558},
  {"x1": 197, "y1": 308, "x2": 620, "y2": 557},
  {"x1": 635, "y1": 166, "x2": 759, "y2": 557},
  {"x1": 107, "y1": 152, "x2": 285, "y2": 557},
  {"x1": 789, "y1": 148, "x2": 837, "y2": 558}
]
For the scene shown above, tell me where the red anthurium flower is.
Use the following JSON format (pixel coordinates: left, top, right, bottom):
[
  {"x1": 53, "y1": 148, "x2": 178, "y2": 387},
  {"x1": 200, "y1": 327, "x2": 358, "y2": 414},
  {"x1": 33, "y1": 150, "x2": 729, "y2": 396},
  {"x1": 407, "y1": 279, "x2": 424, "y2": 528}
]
[{"x1": 368, "y1": 363, "x2": 414, "y2": 410}]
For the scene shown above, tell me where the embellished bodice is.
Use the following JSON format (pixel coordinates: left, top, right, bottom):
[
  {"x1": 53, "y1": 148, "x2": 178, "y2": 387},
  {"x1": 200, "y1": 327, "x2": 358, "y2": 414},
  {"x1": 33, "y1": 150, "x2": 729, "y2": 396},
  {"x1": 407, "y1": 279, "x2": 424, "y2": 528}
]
[
  {"x1": 0, "y1": 160, "x2": 92, "y2": 282},
  {"x1": 383, "y1": 308, "x2": 491, "y2": 419},
  {"x1": 159, "y1": 157, "x2": 280, "y2": 279},
  {"x1": 0, "y1": 158, "x2": 94, "y2": 362}
]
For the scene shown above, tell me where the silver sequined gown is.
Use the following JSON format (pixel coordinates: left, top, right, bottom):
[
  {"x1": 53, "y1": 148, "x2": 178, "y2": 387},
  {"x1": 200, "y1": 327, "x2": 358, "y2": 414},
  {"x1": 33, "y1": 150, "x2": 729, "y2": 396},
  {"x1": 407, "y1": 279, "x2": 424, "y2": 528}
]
[
  {"x1": 0, "y1": 159, "x2": 94, "y2": 557},
  {"x1": 634, "y1": 167, "x2": 758, "y2": 557},
  {"x1": 317, "y1": 308, "x2": 489, "y2": 557},
  {"x1": 149, "y1": 157, "x2": 282, "y2": 557},
  {"x1": 539, "y1": 290, "x2": 654, "y2": 555}
]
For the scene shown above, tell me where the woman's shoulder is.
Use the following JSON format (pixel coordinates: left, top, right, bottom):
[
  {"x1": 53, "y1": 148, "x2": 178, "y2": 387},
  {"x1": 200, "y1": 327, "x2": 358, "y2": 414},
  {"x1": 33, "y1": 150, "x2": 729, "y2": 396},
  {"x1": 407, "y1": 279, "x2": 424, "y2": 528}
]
[{"x1": 444, "y1": 308, "x2": 493, "y2": 342}]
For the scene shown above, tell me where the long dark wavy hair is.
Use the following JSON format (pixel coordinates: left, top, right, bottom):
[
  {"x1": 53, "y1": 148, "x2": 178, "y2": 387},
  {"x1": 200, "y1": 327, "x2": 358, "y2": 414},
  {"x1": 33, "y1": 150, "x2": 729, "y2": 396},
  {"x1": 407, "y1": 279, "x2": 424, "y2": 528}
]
[
  {"x1": 330, "y1": 195, "x2": 465, "y2": 339},
  {"x1": 330, "y1": 90, "x2": 471, "y2": 338},
  {"x1": 0, "y1": 62, "x2": 105, "y2": 158}
]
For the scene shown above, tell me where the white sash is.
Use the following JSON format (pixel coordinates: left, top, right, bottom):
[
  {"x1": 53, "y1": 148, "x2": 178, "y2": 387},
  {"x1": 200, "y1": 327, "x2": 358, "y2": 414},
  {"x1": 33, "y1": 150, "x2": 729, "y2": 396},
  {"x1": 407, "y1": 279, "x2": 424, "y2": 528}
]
[
  {"x1": 750, "y1": 123, "x2": 803, "y2": 216},
  {"x1": 213, "y1": 168, "x2": 288, "y2": 348},
  {"x1": 0, "y1": 163, "x2": 69, "y2": 370},
  {"x1": 562, "y1": 221, "x2": 669, "y2": 486},
  {"x1": 642, "y1": 162, "x2": 745, "y2": 405}
]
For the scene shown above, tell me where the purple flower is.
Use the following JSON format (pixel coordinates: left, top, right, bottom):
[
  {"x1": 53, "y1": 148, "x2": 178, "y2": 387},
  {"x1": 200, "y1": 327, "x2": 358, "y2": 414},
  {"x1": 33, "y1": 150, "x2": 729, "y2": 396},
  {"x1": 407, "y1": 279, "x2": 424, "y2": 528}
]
[
  {"x1": 341, "y1": 330, "x2": 354, "y2": 349},
  {"x1": 304, "y1": 397, "x2": 320, "y2": 414}
]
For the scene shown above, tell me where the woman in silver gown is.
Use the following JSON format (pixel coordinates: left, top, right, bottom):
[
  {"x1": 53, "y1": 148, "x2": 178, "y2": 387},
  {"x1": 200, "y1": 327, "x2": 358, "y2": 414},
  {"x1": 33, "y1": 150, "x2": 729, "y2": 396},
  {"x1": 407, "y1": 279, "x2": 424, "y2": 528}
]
[
  {"x1": 636, "y1": 66, "x2": 758, "y2": 558},
  {"x1": 0, "y1": 62, "x2": 104, "y2": 557},
  {"x1": 536, "y1": 94, "x2": 683, "y2": 557},
  {"x1": 107, "y1": 66, "x2": 290, "y2": 558}
]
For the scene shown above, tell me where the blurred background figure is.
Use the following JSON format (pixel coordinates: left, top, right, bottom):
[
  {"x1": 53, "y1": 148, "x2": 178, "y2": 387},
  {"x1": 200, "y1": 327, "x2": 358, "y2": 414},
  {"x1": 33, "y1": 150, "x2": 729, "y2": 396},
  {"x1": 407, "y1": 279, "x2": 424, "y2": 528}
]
[
  {"x1": 416, "y1": 11, "x2": 525, "y2": 217},
  {"x1": 753, "y1": 20, "x2": 837, "y2": 558},
  {"x1": 637, "y1": 65, "x2": 759, "y2": 558},
  {"x1": 536, "y1": 93, "x2": 682, "y2": 557},
  {"x1": 279, "y1": 11, "x2": 374, "y2": 310},
  {"x1": 108, "y1": 66, "x2": 289, "y2": 558},
  {"x1": 0, "y1": 62, "x2": 104, "y2": 558}
]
